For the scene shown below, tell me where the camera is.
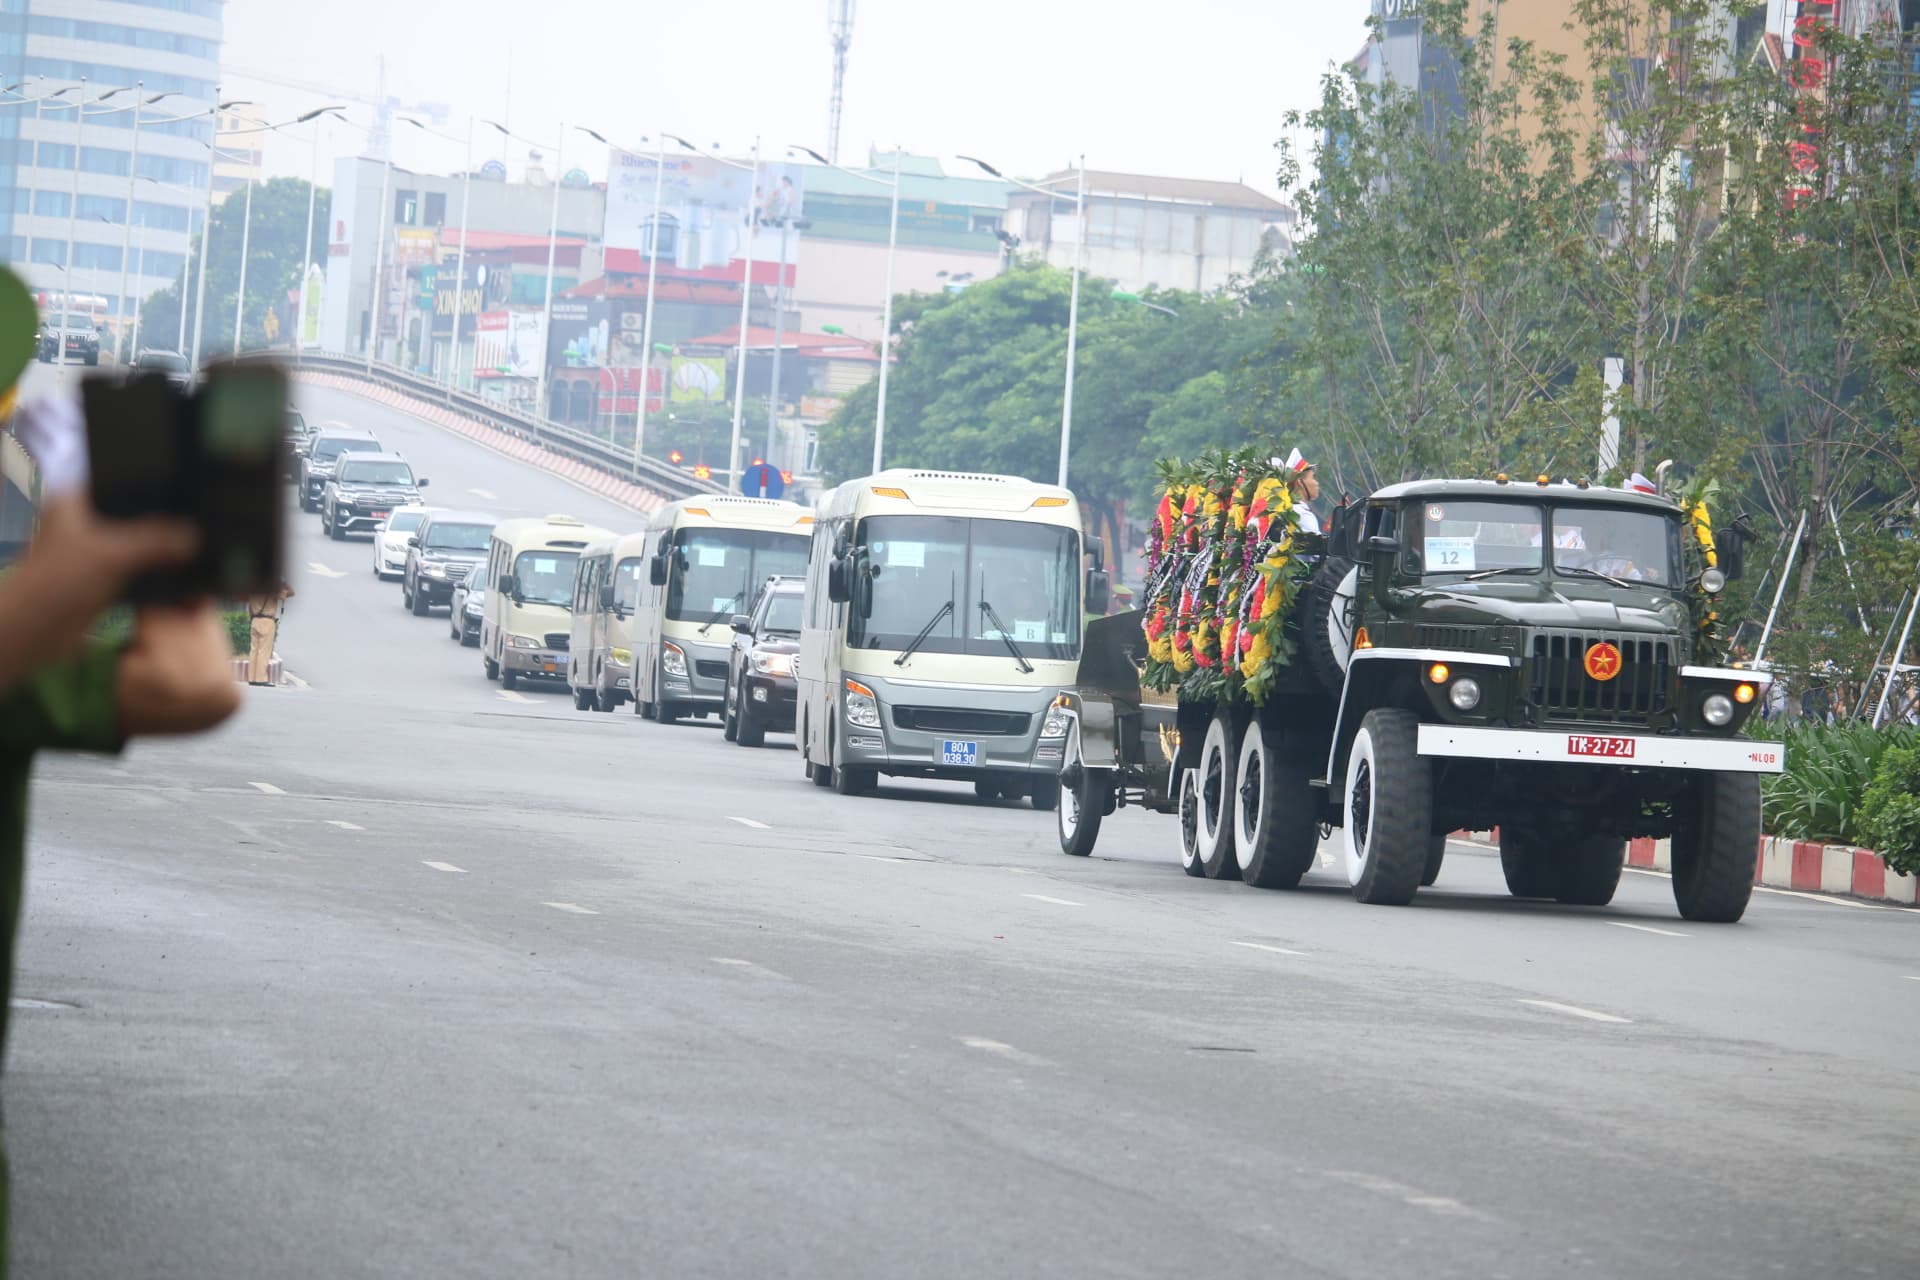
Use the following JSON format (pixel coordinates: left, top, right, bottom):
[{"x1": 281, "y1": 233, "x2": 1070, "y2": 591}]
[{"x1": 83, "y1": 358, "x2": 288, "y2": 603}]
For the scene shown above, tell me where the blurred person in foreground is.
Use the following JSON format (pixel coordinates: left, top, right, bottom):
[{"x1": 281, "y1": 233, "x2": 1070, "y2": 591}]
[{"x1": 0, "y1": 383, "x2": 243, "y2": 1267}]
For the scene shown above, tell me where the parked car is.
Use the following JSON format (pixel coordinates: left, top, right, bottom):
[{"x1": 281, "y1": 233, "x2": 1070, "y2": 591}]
[
  {"x1": 299, "y1": 427, "x2": 382, "y2": 511},
  {"x1": 320, "y1": 452, "x2": 427, "y2": 540},
  {"x1": 448, "y1": 563, "x2": 486, "y2": 646},
  {"x1": 372, "y1": 504, "x2": 439, "y2": 579},
  {"x1": 129, "y1": 347, "x2": 192, "y2": 388},
  {"x1": 723, "y1": 575, "x2": 804, "y2": 747},
  {"x1": 403, "y1": 509, "x2": 497, "y2": 616},
  {"x1": 36, "y1": 312, "x2": 99, "y2": 365}
]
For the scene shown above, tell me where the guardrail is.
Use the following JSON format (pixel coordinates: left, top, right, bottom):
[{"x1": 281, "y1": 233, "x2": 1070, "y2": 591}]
[{"x1": 291, "y1": 351, "x2": 723, "y2": 503}]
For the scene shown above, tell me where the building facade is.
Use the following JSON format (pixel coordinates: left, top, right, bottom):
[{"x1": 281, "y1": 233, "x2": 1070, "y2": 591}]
[
  {"x1": 212, "y1": 99, "x2": 263, "y2": 200},
  {"x1": 0, "y1": 0, "x2": 223, "y2": 350}
]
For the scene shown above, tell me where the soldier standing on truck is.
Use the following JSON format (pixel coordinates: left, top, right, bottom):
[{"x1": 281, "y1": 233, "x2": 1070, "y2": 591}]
[{"x1": 1282, "y1": 448, "x2": 1322, "y2": 534}]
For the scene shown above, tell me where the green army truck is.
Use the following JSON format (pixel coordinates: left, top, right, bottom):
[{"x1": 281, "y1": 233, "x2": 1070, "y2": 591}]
[{"x1": 1056, "y1": 477, "x2": 1782, "y2": 923}]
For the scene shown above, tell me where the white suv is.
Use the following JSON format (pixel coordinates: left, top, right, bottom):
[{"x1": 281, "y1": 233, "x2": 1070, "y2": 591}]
[{"x1": 373, "y1": 505, "x2": 439, "y2": 580}]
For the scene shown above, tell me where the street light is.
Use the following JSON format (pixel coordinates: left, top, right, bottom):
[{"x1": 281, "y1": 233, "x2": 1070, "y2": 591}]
[
  {"x1": 1111, "y1": 289, "x2": 1179, "y2": 318},
  {"x1": 579, "y1": 123, "x2": 669, "y2": 468},
  {"x1": 291, "y1": 107, "x2": 349, "y2": 363},
  {"x1": 189, "y1": 95, "x2": 253, "y2": 372},
  {"x1": 669, "y1": 133, "x2": 760, "y2": 493},
  {"x1": 486, "y1": 119, "x2": 564, "y2": 421},
  {"x1": 960, "y1": 153, "x2": 1086, "y2": 489},
  {"x1": 107, "y1": 87, "x2": 180, "y2": 362}
]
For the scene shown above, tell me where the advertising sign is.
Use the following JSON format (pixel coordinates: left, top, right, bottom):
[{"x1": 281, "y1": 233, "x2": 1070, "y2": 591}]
[
  {"x1": 670, "y1": 355, "x2": 726, "y2": 404},
  {"x1": 548, "y1": 297, "x2": 610, "y2": 370},
  {"x1": 393, "y1": 227, "x2": 438, "y2": 267},
  {"x1": 604, "y1": 151, "x2": 806, "y2": 279},
  {"x1": 474, "y1": 311, "x2": 545, "y2": 379},
  {"x1": 433, "y1": 259, "x2": 512, "y2": 337},
  {"x1": 300, "y1": 264, "x2": 323, "y2": 347}
]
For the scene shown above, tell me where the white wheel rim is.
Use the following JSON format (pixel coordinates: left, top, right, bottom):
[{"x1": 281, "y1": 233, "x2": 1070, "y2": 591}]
[
  {"x1": 1342, "y1": 727, "x2": 1376, "y2": 886},
  {"x1": 1197, "y1": 716, "x2": 1230, "y2": 858},
  {"x1": 1326, "y1": 567, "x2": 1360, "y2": 674},
  {"x1": 1178, "y1": 771, "x2": 1201, "y2": 868},
  {"x1": 1060, "y1": 781, "x2": 1079, "y2": 842},
  {"x1": 1234, "y1": 720, "x2": 1268, "y2": 873}
]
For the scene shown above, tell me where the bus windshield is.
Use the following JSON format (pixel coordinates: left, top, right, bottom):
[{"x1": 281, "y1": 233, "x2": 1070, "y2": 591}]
[
  {"x1": 666, "y1": 528, "x2": 810, "y2": 624},
  {"x1": 850, "y1": 515, "x2": 1081, "y2": 662},
  {"x1": 512, "y1": 550, "x2": 581, "y2": 607}
]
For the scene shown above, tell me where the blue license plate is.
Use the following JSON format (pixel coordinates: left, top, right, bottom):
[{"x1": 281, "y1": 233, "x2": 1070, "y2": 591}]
[{"x1": 941, "y1": 739, "x2": 979, "y2": 767}]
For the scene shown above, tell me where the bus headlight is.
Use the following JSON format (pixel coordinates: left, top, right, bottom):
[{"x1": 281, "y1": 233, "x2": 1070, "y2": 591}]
[
  {"x1": 1448, "y1": 677, "x2": 1482, "y2": 711},
  {"x1": 609, "y1": 648, "x2": 632, "y2": 667},
  {"x1": 1040, "y1": 704, "x2": 1072, "y2": 738},
  {"x1": 844, "y1": 678, "x2": 881, "y2": 728},
  {"x1": 506, "y1": 634, "x2": 540, "y2": 649},
  {"x1": 662, "y1": 642, "x2": 687, "y2": 676},
  {"x1": 1702, "y1": 693, "x2": 1734, "y2": 727}
]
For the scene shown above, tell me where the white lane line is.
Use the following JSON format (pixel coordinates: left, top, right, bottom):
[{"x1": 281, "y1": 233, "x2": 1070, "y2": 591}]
[
  {"x1": 960, "y1": 1036, "x2": 1052, "y2": 1067},
  {"x1": 326, "y1": 820, "x2": 363, "y2": 831},
  {"x1": 248, "y1": 781, "x2": 285, "y2": 795},
  {"x1": 728, "y1": 816, "x2": 772, "y2": 829},
  {"x1": 496, "y1": 690, "x2": 536, "y2": 704},
  {"x1": 282, "y1": 672, "x2": 312, "y2": 690},
  {"x1": 306, "y1": 562, "x2": 346, "y2": 579},
  {"x1": 1624, "y1": 867, "x2": 1893, "y2": 911},
  {"x1": 1517, "y1": 998, "x2": 1632, "y2": 1025},
  {"x1": 712, "y1": 957, "x2": 790, "y2": 981},
  {"x1": 468, "y1": 487, "x2": 498, "y2": 500},
  {"x1": 1905, "y1": 976, "x2": 1920, "y2": 983},
  {"x1": 1323, "y1": 1171, "x2": 1491, "y2": 1220},
  {"x1": 543, "y1": 901, "x2": 598, "y2": 915},
  {"x1": 860, "y1": 854, "x2": 913, "y2": 863},
  {"x1": 1233, "y1": 940, "x2": 1311, "y2": 957},
  {"x1": 1606, "y1": 921, "x2": 1689, "y2": 938},
  {"x1": 1021, "y1": 893, "x2": 1084, "y2": 907},
  {"x1": 423, "y1": 860, "x2": 467, "y2": 874}
]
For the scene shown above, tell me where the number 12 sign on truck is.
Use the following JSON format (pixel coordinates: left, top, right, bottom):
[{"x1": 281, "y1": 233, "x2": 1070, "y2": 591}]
[{"x1": 797, "y1": 469, "x2": 1112, "y2": 808}]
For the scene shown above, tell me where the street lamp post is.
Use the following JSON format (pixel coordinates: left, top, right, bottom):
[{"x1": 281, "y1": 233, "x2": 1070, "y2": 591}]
[
  {"x1": 231, "y1": 173, "x2": 254, "y2": 354},
  {"x1": 297, "y1": 109, "x2": 347, "y2": 364},
  {"x1": 635, "y1": 134, "x2": 668, "y2": 468},
  {"x1": 365, "y1": 154, "x2": 395, "y2": 371},
  {"x1": 189, "y1": 92, "x2": 247, "y2": 372},
  {"x1": 448, "y1": 119, "x2": 474, "y2": 390},
  {"x1": 763, "y1": 213, "x2": 806, "y2": 467},
  {"x1": 486, "y1": 120, "x2": 564, "y2": 419},
  {"x1": 723, "y1": 139, "x2": 761, "y2": 493},
  {"x1": 59, "y1": 77, "x2": 90, "y2": 371}
]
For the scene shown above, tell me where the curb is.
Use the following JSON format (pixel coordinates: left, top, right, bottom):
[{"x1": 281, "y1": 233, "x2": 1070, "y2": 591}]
[{"x1": 230, "y1": 654, "x2": 283, "y2": 686}]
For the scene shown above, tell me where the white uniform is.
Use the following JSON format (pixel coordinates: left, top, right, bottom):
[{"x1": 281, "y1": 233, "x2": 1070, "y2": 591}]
[{"x1": 1295, "y1": 506, "x2": 1322, "y2": 536}]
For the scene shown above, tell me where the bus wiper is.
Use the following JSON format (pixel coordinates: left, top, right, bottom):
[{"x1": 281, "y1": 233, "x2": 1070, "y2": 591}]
[
  {"x1": 1559, "y1": 564, "x2": 1632, "y2": 589},
  {"x1": 1463, "y1": 565, "x2": 1536, "y2": 581},
  {"x1": 894, "y1": 600, "x2": 954, "y2": 666},
  {"x1": 697, "y1": 591, "x2": 743, "y2": 636},
  {"x1": 978, "y1": 600, "x2": 1035, "y2": 674}
]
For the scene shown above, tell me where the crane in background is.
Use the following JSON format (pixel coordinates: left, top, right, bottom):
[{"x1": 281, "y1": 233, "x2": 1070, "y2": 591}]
[{"x1": 828, "y1": 0, "x2": 855, "y2": 164}]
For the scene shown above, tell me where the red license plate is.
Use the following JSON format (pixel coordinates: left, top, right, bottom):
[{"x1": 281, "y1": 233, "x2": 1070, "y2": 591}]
[
  {"x1": 372, "y1": 510, "x2": 389, "y2": 519},
  {"x1": 1568, "y1": 734, "x2": 1635, "y2": 758}
]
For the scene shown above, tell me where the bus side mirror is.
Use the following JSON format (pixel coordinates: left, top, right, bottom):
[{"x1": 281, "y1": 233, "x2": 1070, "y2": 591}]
[
  {"x1": 498, "y1": 574, "x2": 517, "y2": 597},
  {"x1": 599, "y1": 584, "x2": 616, "y2": 611},
  {"x1": 826, "y1": 556, "x2": 852, "y2": 603},
  {"x1": 649, "y1": 553, "x2": 669, "y2": 587},
  {"x1": 1084, "y1": 534, "x2": 1106, "y2": 572},
  {"x1": 1086, "y1": 569, "x2": 1112, "y2": 616}
]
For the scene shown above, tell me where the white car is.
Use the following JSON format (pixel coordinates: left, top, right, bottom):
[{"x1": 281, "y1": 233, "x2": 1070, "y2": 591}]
[{"x1": 372, "y1": 505, "x2": 440, "y2": 580}]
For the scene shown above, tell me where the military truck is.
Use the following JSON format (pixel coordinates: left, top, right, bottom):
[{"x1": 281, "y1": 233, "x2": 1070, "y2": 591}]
[{"x1": 1056, "y1": 476, "x2": 1781, "y2": 923}]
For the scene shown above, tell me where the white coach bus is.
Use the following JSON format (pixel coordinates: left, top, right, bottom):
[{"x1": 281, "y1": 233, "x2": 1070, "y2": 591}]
[
  {"x1": 796, "y1": 469, "x2": 1110, "y2": 808},
  {"x1": 629, "y1": 496, "x2": 814, "y2": 725}
]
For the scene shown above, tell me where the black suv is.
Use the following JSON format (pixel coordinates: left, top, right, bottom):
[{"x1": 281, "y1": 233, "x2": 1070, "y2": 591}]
[
  {"x1": 130, "y1": 347, "x2": 191, "y2": 388},
  {"x1": 403, "y1": 509, "x2": 497, "y2": 616},
  {"x1": 723, "y1": 575, "x2": 804, "y2": 747},
  {"x1": 37, "y1": 312, "x2": 100, "y2": 365},
  {"x1": 321, "y1": 453, "x2": 428, "y2": 540},
  {"x1": 300, "y1": 428, "x2": 382, "y2": 511}
]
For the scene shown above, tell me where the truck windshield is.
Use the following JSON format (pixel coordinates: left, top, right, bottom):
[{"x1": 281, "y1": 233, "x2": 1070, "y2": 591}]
[
  {"x1": 1551, "y1": 507, "x2": 1680, "y2": 586},
  {"x1": 850, "y1": 515, "x2": 1081, "y2": 661},
  {"x1": 512, "y1": 550, "x2": 581, "y2": 607},
  {"x1": 1413, "y1": 501, "x2": 1543, "y2": 576},
  {"x1": 666, "y1": 528, "x2": 810, "y2": 623}
]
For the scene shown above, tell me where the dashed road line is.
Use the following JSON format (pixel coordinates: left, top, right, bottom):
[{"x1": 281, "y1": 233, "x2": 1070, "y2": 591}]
[
  {"x1": 860, "y1": 854, "x2": 913, "y2": 863},
  {"x1": 248, "y1": 781, "x2": 285, "y2": 795},
  {"x1": 959, "y1": 1036, "x2": 1051, "y2": 1067},
  {"x1": 496, "y1": 690, "x2": 536, "y2": 704},
  {"x1": 1233, "y1": 940, "x2": 1311, "y2": 957},
  {"x1": 282, "y1": 672, "x2": 312, "y2": 690},
  {"x1": 543, "y1": 902, "x2": 598, "y2": 915},
  {"x1": 1325, "y1": 1170, "x2": 1491, "y2": 1221},
  {"x1": 306, "y1": 562, "x2": 346, "y2": 579},
  {"x1": 1021, "y1": 893, "x2": 1084, "y2": 908},
  {"x1": 728, "y1": 816, "x2": 771, "y2": 829},
  {"x1": 1905, "y1": 976, "x2": 1920, "y2": 983},
  {"x1": 423, "y1": 861, "x2": 467, "y2": 874},
  {"x1": 468, "y1": 488, "x2": 497, "y2": 500},
  {"x1": 326, "y1": 820, "x2": 363, "y2": 831},
  {"x1": 1517, "y1": 998, "x2": 1631, "y2": 1025},
  {"x1": 712, "y1": 957, "x2": 790, "y2": 981},
  {"x1": 1606, "y1": 921, "x2": 1688, "y2": 938}
]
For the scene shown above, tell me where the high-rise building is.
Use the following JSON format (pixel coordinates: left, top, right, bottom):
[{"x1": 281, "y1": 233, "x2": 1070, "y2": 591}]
[
  {"x1": 213, "y1": 101, "x2": 264, "y2": 201},
  {"x1": 0, "y1": 0, "x2": 224, "y2": 352}
]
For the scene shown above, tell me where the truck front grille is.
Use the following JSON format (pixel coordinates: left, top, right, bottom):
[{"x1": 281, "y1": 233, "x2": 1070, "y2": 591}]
[
  {"x1": 893, "y1": 706, "x2": 1033, "y2": 736},
  {"x1": 1528, "y1": 631, "x2": 1671, "y2": 723},
  {"x1": 1418, "y1": 625, "x2": 1481, "y2": 650}
]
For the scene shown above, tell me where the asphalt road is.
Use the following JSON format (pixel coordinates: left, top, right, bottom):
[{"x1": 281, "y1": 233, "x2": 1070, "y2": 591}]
[{"x1": 8, "y1": 381, "x2": 1918, "y2": 1278}]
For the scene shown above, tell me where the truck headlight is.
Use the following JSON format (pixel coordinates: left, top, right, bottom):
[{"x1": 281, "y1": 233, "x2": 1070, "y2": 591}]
[
  {"x1": 751, "y1": 651, "x2": 793, "y2": 677},
  {"x1": 1700, "y1": 567, "x2": 1727, "y2": 594},
  {"x1": 1448, "y1": 677, "x2": 1482, "y2": 711},
  {"x1": 507, "y1": 634, "x2": 540, "y2": 649},
  {"x1": 1702, "y1": 693, "x2": 1734, "y2": 726},
  {"x1": 844, "y1": 678, "x2": 881, "y2": 728},
  {"x1": 662, "y1": 642, "x2": 687, "y2": 677},
  {"x1": 1040, "y1": 704, "x2": 1072, "y2": 738}
]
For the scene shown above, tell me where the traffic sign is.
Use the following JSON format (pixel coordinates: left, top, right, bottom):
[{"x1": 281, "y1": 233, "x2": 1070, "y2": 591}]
[{"x1": 742, "y1": 462, "x2": 785, "y2": 499}]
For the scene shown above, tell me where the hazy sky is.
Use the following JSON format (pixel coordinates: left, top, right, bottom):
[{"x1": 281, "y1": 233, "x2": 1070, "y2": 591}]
[{"x1": 225, "y1": 0, "x2": 1377, "y2": 201}]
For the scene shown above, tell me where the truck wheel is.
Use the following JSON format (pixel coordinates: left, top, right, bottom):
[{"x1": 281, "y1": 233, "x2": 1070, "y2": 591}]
[
  {"x1": 1177, "y1": 769, "x2": 1206, "y2": 878},
  {"x1": 1498, "y1": 828, "x2": 1557, "y2": 898},
  {"x1": 1341, "y1": 709, "x2": 1430, "y2": 905},
  {"x1": 1196, "y1": 708, "x2": 1241, "y2": 881},
  {"x1": 1028, "y1": 777, "x2": 1061, "y2": 812},
  {"x1": 1301, "y1": 558, "x2": 1358, "y2": 695},
  {"x1": 1557, "y1": 835, "x2": 1626, "y2": 906},
  {"x1": 1233, "y1": 717, "x2": 1320, "y2": 889},
  {"x1": 1421, "y1": 833, "x2": 1447, "y2": 886},
  {"x1": 1059, "y1": 768, "x2": 1105, "y2": 857},
  {"x1": 1671, "y1": 774, "x2": 1759, "y2": 923}
]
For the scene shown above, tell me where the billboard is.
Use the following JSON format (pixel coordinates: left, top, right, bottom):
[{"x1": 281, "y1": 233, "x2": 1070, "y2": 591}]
[
  {"x1": 605, "y1": 151, "x2": 806, "y2": 277},
  {"x1": 474, "y1": 311, "x2": 546, "y2": 379},
  {"x1": 433, "y1": 259, "x2": 513, "y2": 338},
  {"x1": 548, "y1": 297, "x2": 611, "y2": 370},
  {"x1": 670, "y1": 355, "x2": 726, "y2": 404}
]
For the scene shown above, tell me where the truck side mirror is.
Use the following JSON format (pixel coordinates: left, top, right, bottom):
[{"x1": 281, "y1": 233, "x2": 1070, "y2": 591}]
[
  {"x1": 1367, "y1": 535, "x2": 1400, "y2": 555},
  {"x1": 1085, "y1": 569, "x2": 1112, "y2": 616},
  {"x1": 649, "y1": 553, "x2": 669, "y2": 586},
  {"x1": 1084, "y1": 534, "x2": 1106, "y2": 572},
  {"x1": 1714, "y1": 527, "x2": 1748, "y2": 581}
]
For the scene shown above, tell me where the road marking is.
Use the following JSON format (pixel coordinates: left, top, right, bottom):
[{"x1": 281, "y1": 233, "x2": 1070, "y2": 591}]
[
  {"x1": 728, "y1": 816, "x2": 771, "y2": 829},
  {"x1": 1517, "y1": 998, "x2": 1631, "y2": 1025},
  {"x1": 960, "y1": 1036, "x2": 1051, "y2": 1067},
  {"x1": 1323, "y1": 1171, "x2": 1491, "y2": 1221},
  {"x1": 1233, "y1": 940, "x2": 1310, "y2": 957},
  {"x1": 423, "y1": 860, "x2": 466, "y2": 874},
  {"x1": 306, "y1": 562, "x2": 346, "y2": 579},
  {"x1": 1606, "y1": 921, "x2": 1688, "y2": 938},
  {"x1": 247, "y1": 781, "x2": 285, "y2": 795},
  {"x1": 543, "y1": 901, "x2": 598, "y2": 915},
  {"x1": 1021, "y1": 893, "x2": 1084, "y2": 907},
  {"x1": 1624, "y1": 866, "x2": 1892, "y2": 911},
  {"x1": 496, "y1": 690, "x2": 536, "y2": 704},
  {"x1": 712, "y1": 957, "x2": 790, "y2": 981},
  {"x1": 468, "y1": 487, "x2": 497, "y2": 500},
  {"x1": 283, "y1": 672, "x2": 312, "y2": 690},
  {"x1": 860, "y1": 854, "x2": 912, "y2": 863},
  {"x1": 326, "y1": 820, "x2": 363, "y2": 831},
  {"x1": 1905, "y1": 976, "x2": 1920, "y2": 983}
]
